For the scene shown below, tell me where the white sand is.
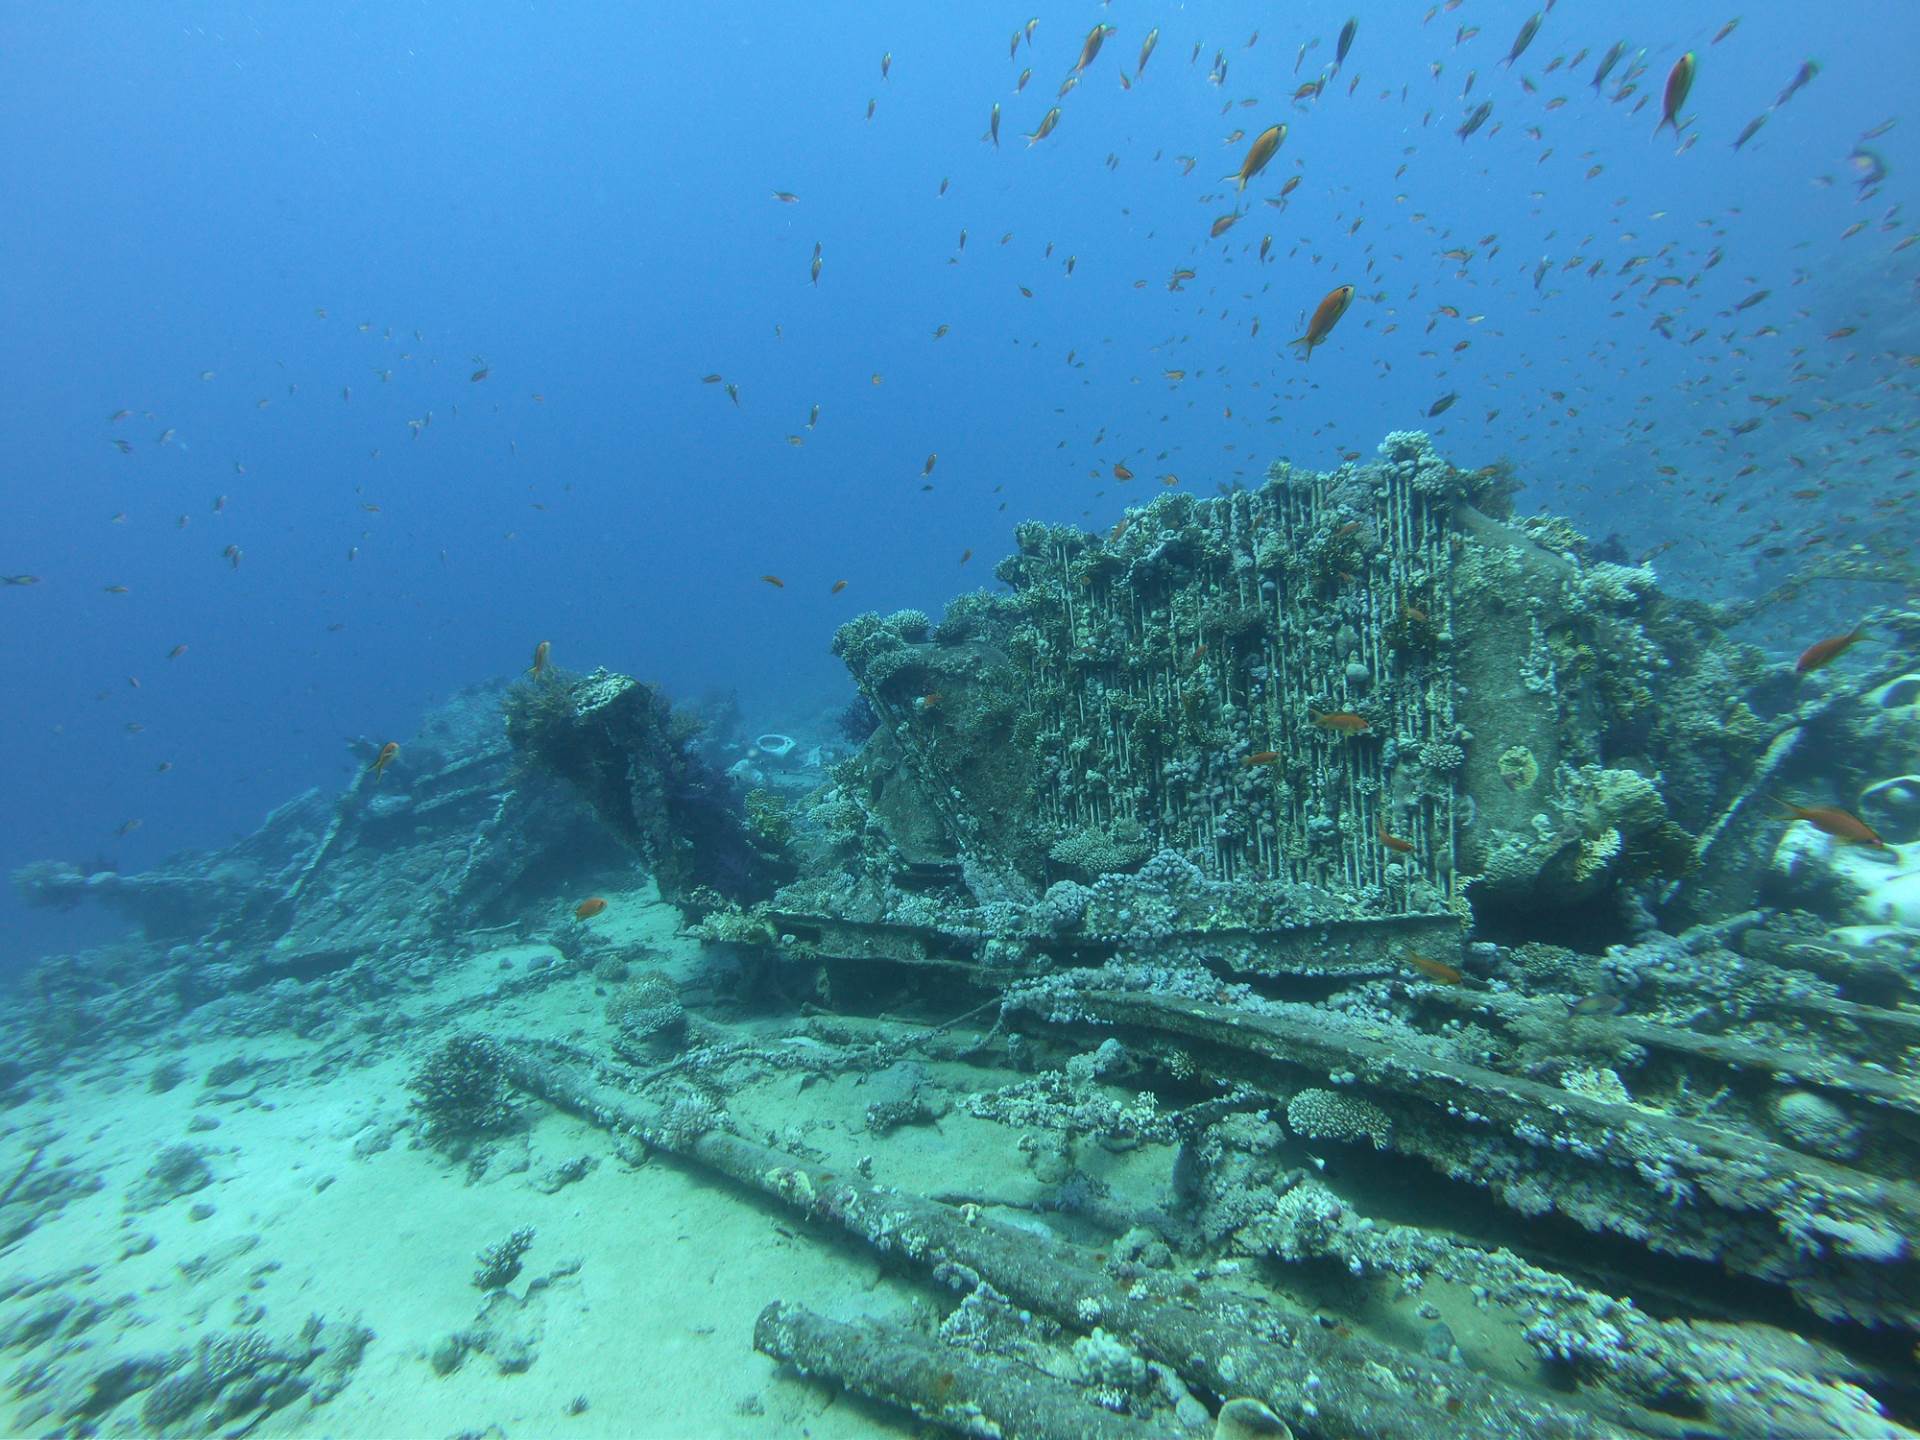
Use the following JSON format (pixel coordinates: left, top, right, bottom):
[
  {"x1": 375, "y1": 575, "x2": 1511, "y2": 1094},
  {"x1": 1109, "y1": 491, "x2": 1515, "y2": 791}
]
[{"x1": 0, "y1": 892, "x2": 935, "y2": 1438}]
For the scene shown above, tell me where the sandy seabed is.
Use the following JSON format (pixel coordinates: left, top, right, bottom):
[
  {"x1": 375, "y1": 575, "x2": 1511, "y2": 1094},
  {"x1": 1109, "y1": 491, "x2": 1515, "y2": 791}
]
[{"x1": 0, "y1": 895, "x2": 929, "y2": 1439}]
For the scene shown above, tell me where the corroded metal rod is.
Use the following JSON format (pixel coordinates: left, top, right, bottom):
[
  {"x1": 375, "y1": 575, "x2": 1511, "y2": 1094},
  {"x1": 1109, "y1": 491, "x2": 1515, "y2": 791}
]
[{"x1": 753, "y1": 1301, "x2": 1180, "y2": 1440}]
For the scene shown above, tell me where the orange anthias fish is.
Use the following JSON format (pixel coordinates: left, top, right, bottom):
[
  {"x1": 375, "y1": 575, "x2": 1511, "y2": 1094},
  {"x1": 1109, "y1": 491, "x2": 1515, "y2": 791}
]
[
  {"x1": 1311, "y1": 709, "x2": 1371, "y2": 733},
  {"x1": 574, "y1": 897, "x2": 609, "y2": 920},
  {"x1": 1225, "y1": 124, "x2": 1285, "y2": 190},
  {"x1": 1794, "y1": 626, "x2": 1866, "y2": 674},
  {"x1": 1241, "y1": 750, "x2": 1281, "y2": 767},
  {"x1": 1378, "y1": 823, "x2": 1415, "y2": 854},
  {"x1": 1290, "y1": 284, "x2": 1355, "y2": 360},
  {"x1": 1113, "y1": 462, "x2": 1135, "y2": 481},
  {"x1": 831, "y1": 579, "x2": 848, "y2": 594},
  {"x1": 1777, "y1": 800, "x2": 1885, "y2": 848},
  {"x1": 529, "y1": 640, "x2": 551, "y2": 677},
  {"x1": 369, "y1": 741, "x2": 400, "y2": 778},
  {"x1": 1405, "y1": 950, "x2": 1464, "y2": 985}
]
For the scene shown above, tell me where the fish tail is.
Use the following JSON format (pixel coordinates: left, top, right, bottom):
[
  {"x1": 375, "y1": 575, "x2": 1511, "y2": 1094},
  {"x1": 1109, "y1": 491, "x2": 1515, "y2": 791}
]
[{"x1": 1289, "y1": 335, "x2": 1313, "y2": 359}]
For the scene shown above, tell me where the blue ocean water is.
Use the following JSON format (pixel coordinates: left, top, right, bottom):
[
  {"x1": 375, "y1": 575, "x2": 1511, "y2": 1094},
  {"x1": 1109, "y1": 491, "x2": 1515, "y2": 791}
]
[{"x1": 0, "y1": 0, "x2": 1910, "y2": 965}]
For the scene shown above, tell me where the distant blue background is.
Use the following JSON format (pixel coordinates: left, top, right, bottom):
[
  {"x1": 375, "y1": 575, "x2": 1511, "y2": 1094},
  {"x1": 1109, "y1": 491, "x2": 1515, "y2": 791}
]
[{"x1": 2, "y1": 1, "x2": 1912, "y2": 963}]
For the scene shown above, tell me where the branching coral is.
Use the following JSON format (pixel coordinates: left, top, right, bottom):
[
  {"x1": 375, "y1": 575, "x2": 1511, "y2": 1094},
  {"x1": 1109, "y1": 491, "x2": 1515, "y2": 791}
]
[
  {"x1": 832, "y1": 610, "x2": 934, "y2": 693},
  {"x1": 606, "y1": 977, "x2": 686, "y2": 1060},
  {"x1": 473, "y1": 1226, "x2": 536, "y2": 1289},
  {"x1": 1574, "y1": 562, "x2": 1659, "y2": 611},
  {"x1": 1285, "y1": 1088, "x2": 1394, "y2": 1149},
  {"x1": 407, "y1": 1033, "x2": 517, "y2": 1153},
  {"x1": 1048, "y1": 818, "x2": 1151, "y2": 878}
]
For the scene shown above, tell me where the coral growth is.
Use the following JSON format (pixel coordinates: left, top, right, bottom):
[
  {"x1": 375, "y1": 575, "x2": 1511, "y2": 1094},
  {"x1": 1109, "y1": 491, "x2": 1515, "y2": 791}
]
[
  {"x1": 605, "y1": 977, "x2": 686, "y2": 1061},
  {"x1": 407, "y1": 1034, "x2": 517, "y2": 1154},
  {"x1": 473, "y1": 1226, "x2": 536, "y2": 1289},
  {"x1": 1285, "y1": 1088, "x2": 1395, "y2": 1149}
]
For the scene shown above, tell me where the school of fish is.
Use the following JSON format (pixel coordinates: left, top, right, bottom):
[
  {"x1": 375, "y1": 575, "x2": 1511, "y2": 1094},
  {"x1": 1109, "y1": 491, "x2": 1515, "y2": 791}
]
[{"x1": 8, "y1": 6, "x2": 1910, "y2": 856}]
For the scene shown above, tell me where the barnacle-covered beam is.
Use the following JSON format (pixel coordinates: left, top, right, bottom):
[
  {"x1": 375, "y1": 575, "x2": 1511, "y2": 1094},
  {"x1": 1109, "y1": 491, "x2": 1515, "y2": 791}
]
[
  {"x1": 493, "y1": 1039, "x2": 1620, "y2": 1440},
  {"x1": 751, "y1": 1301, "x2": 1185, "y2": 1440},
  {"x1": 1005, "y1": 983, "x2": 1920, "y2": 1330},
  {"x1": 766, "y1": 903, "x2": 1464, "y2": 984},
  {"x1": 1236, "y1": 1175, "x2": 1914, "y2": 1440}
]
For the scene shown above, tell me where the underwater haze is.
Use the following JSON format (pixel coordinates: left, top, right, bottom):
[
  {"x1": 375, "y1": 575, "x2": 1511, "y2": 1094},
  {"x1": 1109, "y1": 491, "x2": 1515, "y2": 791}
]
[
  {"x1": 5, "y1": 6, "x2": 1920, "y2": 1437},
  {"x1": 2, "y1": 1, "x2": 1911, "y2": 958}
]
